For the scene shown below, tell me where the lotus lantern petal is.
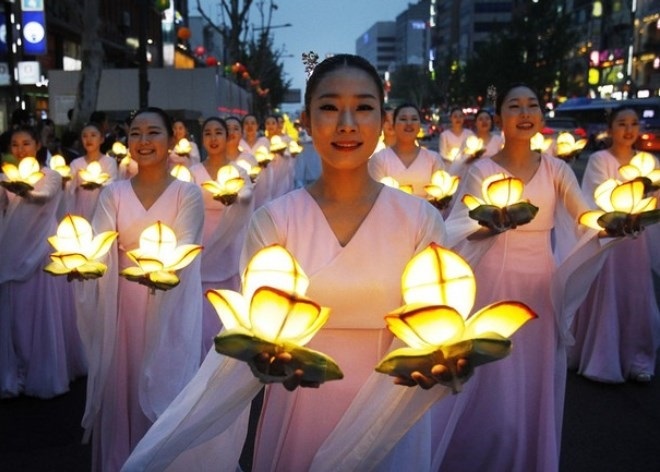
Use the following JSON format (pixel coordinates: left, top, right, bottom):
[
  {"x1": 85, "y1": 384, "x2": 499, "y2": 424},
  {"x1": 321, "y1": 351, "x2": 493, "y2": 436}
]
[
  {"x1": 120, "y1": 221, "x2": 203, "y2": 291},
  {"x1": 201, "y1": 164, "x2": 246, "y2": 205},
  {"x1": 462, "y1": 173, "x2": 539, "y2": 231},
  {"x1": 170, "y1": 164, "x2": 192, "y2": 182},
  {"x1": 236, "y1": 158, "x2": 262, "y2": 182},
  {"x1": 254, "y1": 146, "x2": 274, "y2": 168},
  {"x1": 380, "y1": 176, "x2": 413, "y2": 194},
  {"x1": 376, "y1": 243, "x2": 537, "y2": 391},
  {"x1": 49, "y1": 154, "x2": 71, "y2": 180},
  {"x1": 531, "y1": 132, "x2": 552, "y2": 152},
  {"x1": 288, "y1": 141, "x2": 303, "y2": 156},
  {"x1": 79, "y1": 161, "x2": 111, "y2": 189},
  {"x1": 579, "y1": 179, "x2": 659, "y2": 236},
  {"x1": 44, "y1": 214, "x2": 118, "y2": 280},
  {"x1": 212, "y1": 244, "x2": 342, "y2": 384},
  {"x1": 619, "y1": 152, "x2": 660, "y2": 192},
  {"x1": 425, "y1": 170, "x2": 460, "y2": 209},
  {"x1": 463, "y1": 136, "x2": 485, "y2": 160},
  {"x1": 174, "y1": 138, "x2": 192, "y2": 156},
  {"x1": 1, "y1": 157, "x2": 44, "y2": 195},
  {"x1": 269, "y1": 135, "x2": 288, "y2": 153}
]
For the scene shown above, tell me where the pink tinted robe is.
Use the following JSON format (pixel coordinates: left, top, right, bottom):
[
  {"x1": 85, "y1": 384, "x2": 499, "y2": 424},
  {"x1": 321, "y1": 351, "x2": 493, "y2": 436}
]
[
  {"x1": 190, "y1": 163, "x2": 254, "y2": 358},
  {"x1": 123, "y1": 186, "x2": 455, "y2": 472},
  {"x1": 0, "y1": 167, "x2": 86, "y2": 398},
  {"x1": 368, "y1": 146, "x2": 445, "y2": 197},
  {"x1": 431, "y1": 153, "x2": 611, "y2": 472},
  {"x1": 569, "y1": 150, "x2": 660, "y2": 382},
  {"x1": 81, "y1": 179, "x2": 204, "y2": 471},
  {"x1": 66, "y1": 154, "x2": 118, "y2": 220},
  {"x1": 439, "y1": 128, "x2": 475, "y2": 164}
]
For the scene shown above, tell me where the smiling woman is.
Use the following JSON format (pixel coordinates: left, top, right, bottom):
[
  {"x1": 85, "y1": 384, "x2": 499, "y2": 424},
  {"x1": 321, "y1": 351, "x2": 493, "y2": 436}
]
[
  {"x1": 77, "y1": 107, "x2": 205, "y2": 471},
  {"x1": 123, "y1": 54, "x2": 474, "y2": 472},
  {"x1": 369, "y1": 103, "x2": 445, "y2": 198}
]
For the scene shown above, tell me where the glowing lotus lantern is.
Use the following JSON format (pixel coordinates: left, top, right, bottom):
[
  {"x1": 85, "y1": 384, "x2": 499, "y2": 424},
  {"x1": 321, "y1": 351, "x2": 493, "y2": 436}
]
[
  {"x1": 170, "y1": 164, "x2": 192, "y2": 182},
  {"x1": 173, "y1": 138, "x2": 193, "y2": 157},
  {"x1": 375, "y1": 243, "x2": 537, "y2": 392},
  {"x1": 463, "y1": 136, "x2": 485, "y2": 162},
  {"x1": 212, "y1": 244, "x2": 342, "y2": 384},
  {"x1": 445, "y1": 147, "x2": 460, "y2": 163},
  {"x1": 111, "y1": 141, "x2": 128, "y2": 160},
  {"x1": 288, "y1": 140, "x2": 304, "y2": 157},
  {"x1": 269, "y1": 135, "x2": 288, "y2": 154},
  {"x1": 236, "y1": 158, "x2": 262, "y2": 182},
  {"x1": 579, "y1": 179, "x2": 660, "y2": 237},
  {"x1": 120, "y1": 221, "x2": 203, "y2": 292},
  {"x1": 49, "y1": 154, "x2": 72, "y2": 183},
  {"x1": 424, "y1": 170, "x2": 460, "y2": 210},
  {"x1": 254, "y1": 145, "x2": 274, "y2": 168},
  {"x1": 462, "y1": 173, "x2": 539, "y2": 232},
  {"x1": 44, "y1": 214, "x2": 118, "y2": 281},
  {"x1": 0, "y1": 157, "x2": 44, "y2": 196},
  {"x1": 554, "y1": 132, "x2": 588, "y2": 161},
  {"x1": 380, "y1": 176, "x2": 413, "y2": 194},
  {"x1": 79, "y1": 161, "x2": 112, "y2": 190},
  {"x1": 201, "y1": 164, "x2": 246, "y2": 205},
  {"x1": 619, "y1": 151, "x2": 660, "y2": 194},
  {"x1": 530, "y1": 132, "x2": 552, "y2": 153}
]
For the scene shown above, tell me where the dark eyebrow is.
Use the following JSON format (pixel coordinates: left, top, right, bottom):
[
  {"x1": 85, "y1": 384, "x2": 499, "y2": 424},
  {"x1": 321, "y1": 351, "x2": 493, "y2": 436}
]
[{"x1": 316, "y1": 93, "x2": 379, "y2": 100}]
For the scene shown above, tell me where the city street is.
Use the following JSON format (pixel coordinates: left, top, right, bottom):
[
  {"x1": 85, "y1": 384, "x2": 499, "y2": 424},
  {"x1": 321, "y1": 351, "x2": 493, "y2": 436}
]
[{"x1": 1, "y1": 148, "x2": 659, "y2": 471}]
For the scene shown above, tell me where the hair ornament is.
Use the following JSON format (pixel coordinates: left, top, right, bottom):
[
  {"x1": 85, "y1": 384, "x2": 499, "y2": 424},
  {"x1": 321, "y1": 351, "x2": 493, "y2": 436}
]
[{"x1": 302, "y1": 51, "x2": 320, "y2": 79}]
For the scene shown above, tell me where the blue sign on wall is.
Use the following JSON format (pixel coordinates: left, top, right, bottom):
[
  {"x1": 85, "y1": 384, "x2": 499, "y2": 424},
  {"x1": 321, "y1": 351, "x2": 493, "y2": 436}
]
[
  {"x1": 22, "y1": 10, "x2": 47, "y2": 56},
  {"x1": 0, "y1": 13, "x2": 7, "y2": 56}
]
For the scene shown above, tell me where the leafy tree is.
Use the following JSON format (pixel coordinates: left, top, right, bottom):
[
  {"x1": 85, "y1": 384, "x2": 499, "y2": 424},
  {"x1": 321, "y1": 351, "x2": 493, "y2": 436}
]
[
  {"x1": 389, "y1": 65, "x2": 441, "y2": 110},
  {"x1": 196, "y1": 0, "x2": 290, "y2": 117},
  {"x1": 462, "y1": 0, "x2": 577, "y2": 105}
]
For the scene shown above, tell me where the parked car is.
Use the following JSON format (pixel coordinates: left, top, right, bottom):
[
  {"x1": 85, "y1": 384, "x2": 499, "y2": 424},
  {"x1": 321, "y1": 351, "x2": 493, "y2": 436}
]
[
  {"x1": 541, "y1": 117, "x2": 587, "y2": 140},
  {"x1": 417, "y1": 122, "x2": 440, "y2": 141},
  {"x1": 636, "y1": 118, "x2": 660, "y2": 153}
]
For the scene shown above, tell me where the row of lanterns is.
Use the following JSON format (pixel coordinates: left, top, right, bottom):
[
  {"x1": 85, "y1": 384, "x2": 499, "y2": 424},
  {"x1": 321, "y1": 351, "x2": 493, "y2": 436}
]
[{"x1": 2, "y1": 147, "x2": 659, "y2": 388}]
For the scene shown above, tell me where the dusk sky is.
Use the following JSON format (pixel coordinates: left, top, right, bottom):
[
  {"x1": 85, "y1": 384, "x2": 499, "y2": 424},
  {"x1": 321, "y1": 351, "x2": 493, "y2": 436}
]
[{"x1": 193, "y1": 1, "x2": 415, "y2": 105}]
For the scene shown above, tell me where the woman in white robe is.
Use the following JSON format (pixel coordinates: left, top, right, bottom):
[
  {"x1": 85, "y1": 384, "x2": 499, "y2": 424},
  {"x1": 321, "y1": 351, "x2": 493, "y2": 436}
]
[
  {"x1": 123, "y1": 54, "x2": 472, "y2": 472},
  {"x1": 0, "y1": 126, "x2": 85, "y2": 399},
  {"x1": 81, "y1": 108, "x2": 204, "y2": 471}
]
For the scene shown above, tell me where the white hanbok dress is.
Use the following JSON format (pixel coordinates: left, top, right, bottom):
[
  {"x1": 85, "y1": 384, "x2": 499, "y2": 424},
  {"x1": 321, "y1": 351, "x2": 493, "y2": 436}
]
[
  {"x1": 67, "y1": 154, "x2": 118, "y2": 220},
  {"x1": 368, "y1": 147, "x2": 445, "y2": 197},
  {"x1": 123, "y1": 186, "x2": 457, "y2": 472},
  {"x1": 190, "y1": 163, "x2": 254, "y2": 357},
  {"x1": 431, "y1": 154, "x2": 613, "y2": 472},
  {"x1": 0, "y1": 167, "x2": 86, "y2": 398},
  {"x1": 81, "y1": 179, "x2": 204, "y2": 471},
  {"x1": 569, "y1": 149, "x2": 660, "y2": 382}
]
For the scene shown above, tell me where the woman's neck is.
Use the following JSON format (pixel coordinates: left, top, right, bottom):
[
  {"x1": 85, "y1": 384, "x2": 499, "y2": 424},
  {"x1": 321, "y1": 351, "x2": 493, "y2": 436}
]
[
  {"x1": 85, "y1": 150, "x2": 102, "y2": 162},
  {"x1": 204, "y1": 153, "x2": 229, "y2": 175},
  {"x1": 309, "y1": 166, "x2": 378, "y2": 204},
  {"x1": 608, "y1": 143, "x2": 635, "y2": 164}
]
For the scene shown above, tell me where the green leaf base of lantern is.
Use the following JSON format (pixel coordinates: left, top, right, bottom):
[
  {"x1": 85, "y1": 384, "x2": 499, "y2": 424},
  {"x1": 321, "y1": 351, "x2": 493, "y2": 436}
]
[
  {"x1": 214, "y1": 331, "x2": 344, "y2": 384},
  {"x1": 598, "y1": 209, "x2": 660, "y2": 238},
  {"x1": 469, "y1": 202, "x2": 539, "y2": 232},
  {"x1": 80, "y1": 181, "x2": 104, "y2": 191},
  {"x1": 0, "y1": 180, "x2": 34, "y2": 197},
  {"x1": 428, "y1": 195, "x2": 453, "y2": 211},
  {"x1": 120, "y1": 267, "x2": 180, "y2": 292},
  {"x1": 375, "y1": 336, "x2": 512, "y2": 392},
  {"x1": 213, "y1": 193, "x2": 238, "y2": 206}
]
